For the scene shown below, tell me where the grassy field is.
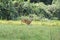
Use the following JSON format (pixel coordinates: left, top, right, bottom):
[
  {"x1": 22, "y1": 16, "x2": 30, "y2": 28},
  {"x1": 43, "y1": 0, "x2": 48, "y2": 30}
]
[{"x1": 0, "y1": 20, "x2": 60, "y2": 40}]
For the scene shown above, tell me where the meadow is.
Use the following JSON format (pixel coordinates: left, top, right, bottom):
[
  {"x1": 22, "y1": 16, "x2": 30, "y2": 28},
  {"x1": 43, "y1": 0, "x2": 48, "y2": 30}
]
[{"x1": 0, "y1": 20, "x2": 60, "y2": 40}]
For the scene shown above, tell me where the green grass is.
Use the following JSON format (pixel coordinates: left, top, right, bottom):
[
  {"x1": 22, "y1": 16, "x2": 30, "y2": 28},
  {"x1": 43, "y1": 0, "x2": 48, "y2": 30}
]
[{"x1": 0, "y1": 20, "x2": 60, "y2": 40}]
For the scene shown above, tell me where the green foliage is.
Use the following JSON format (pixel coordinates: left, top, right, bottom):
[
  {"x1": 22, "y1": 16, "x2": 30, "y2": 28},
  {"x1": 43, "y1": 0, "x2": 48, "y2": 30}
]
[
  {"x1": 0, "y1": 22, "x2": 60, "y2": 40},
  {"x1": 0, "y1": 0, "x2": 19, "y2": 20},
  {"x1": 0, "y1": 0, "x2": 60, "y2": 20}
]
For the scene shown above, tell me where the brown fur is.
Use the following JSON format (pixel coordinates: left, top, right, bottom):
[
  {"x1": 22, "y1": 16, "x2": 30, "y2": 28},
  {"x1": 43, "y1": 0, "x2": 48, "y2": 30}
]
[{"x1": 21, "y1": 18, "x2": 32, "y2": 25}]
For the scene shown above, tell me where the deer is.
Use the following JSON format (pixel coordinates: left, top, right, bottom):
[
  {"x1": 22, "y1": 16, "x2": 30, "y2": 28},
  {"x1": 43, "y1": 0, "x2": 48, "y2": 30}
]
[{"x1": 21, "y1": 16, "x2": 33, "y2": 25}]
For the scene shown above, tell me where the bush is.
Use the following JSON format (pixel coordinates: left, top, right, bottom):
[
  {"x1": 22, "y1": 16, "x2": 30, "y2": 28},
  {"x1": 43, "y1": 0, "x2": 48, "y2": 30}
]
[{"x1": 0, "y1": 0, "x2": 60, "y2": 20}]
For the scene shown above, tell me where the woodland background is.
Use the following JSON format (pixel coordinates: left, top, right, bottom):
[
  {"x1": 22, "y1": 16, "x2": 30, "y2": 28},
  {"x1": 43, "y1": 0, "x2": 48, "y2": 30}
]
[{"x1": 0, "y1": 0, "x2": 60, "y2": 20}]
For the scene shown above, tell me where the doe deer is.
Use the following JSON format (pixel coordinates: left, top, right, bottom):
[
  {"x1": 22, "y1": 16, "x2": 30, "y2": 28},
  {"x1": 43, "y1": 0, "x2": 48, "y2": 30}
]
[{"x1": 21, "y1": 16, "x2": 33, "y2": 25}]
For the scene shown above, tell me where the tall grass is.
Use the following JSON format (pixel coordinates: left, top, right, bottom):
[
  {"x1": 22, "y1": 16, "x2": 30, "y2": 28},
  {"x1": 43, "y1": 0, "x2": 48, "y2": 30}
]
[
  {"x1": 0, "y1": 20, "x2": 60, "y2": 26},
  {"x1": 0, "y1": 20, "x2": 60, "y2": 40}
]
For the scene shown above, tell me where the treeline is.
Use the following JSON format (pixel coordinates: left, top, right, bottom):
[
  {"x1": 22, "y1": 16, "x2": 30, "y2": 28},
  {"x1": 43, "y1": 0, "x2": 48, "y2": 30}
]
[{"x1": 0, "y1": 0, "x2": 60, "y2": 20}]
